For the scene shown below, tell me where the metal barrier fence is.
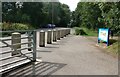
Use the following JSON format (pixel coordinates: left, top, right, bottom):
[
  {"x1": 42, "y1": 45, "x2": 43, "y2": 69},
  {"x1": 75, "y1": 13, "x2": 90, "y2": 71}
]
[
  {"x1": 0, "y1": 30, "x2": 36, "y2": 73},
  {"x1": 0, "y1": 28, "x2": 71, "y2": 73}
]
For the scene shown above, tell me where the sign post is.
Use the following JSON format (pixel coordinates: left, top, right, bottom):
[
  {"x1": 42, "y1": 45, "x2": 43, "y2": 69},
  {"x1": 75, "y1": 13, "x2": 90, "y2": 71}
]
[{"x1": 98, "y1": 28, "x2": 110, "y2": 46}]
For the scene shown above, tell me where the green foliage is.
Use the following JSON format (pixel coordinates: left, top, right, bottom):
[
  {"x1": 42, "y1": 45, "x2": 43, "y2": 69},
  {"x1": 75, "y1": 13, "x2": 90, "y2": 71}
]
[
  {"x1": 2, "y1": 2, "x2": 71, "y2": 28},
  {"x1": 75, "y1": 27, "x2": 87, "y2": 35},
  {"x1": 0, "y1": 22, "x2": 31, "y2": 31},
  {"x1": 72, "y1": 2, "x2": 120, "y2": 35},
  {"x1": 75, "y1": 27, "x2": 81, "y2": 35},
  {"x1": 11, "y1": 23, "x2": 28, "y2": 30},
  {"x1": 72, "y1": 2, "x2": 102, "y2": 29},
  {"x1": 82, "y1": 27, "x2": 98, "y2": 36},
  {"x1": 107, "y1": 42, "x2": 118, "y2": 55},
  {"x1": 74, "y1": 27, "x2": 97, "y2": 36},
  {"x1": 0, "y1": 22, "x2": 33, "y2": 37}
]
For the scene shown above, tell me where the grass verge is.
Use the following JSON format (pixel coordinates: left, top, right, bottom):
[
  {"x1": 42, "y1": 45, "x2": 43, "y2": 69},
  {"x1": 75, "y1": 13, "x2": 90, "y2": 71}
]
[
  {"x1": 106, "y1": 39, "x2": 119, "y2": 55},
  {"x1": 74, "y1": 27, "x2": 98, "y2": 36}
]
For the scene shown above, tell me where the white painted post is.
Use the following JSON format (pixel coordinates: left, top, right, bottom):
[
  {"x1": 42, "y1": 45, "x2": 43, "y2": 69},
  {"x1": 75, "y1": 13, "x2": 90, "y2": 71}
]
[
  {"x1": 64, "y1": 29, "x2": 66, "y2": 37},
  {"x1": 57, "y1": 30, "x2": 60, "y2": 40},
  {"x1": 68, "y1": 29, "x2": 70, "y2": 34},
  {"x1": 53, "y1": 29, "x2": 57, "y2": 42},
  {"x1": 39, "y1": 30, "x2": 45, "y2": 47},
  {"x1": 60, "y1": 30, "x2": 64, "y2": 38},
  {"x1": 11, "y1": 32, "x2": 21, "y2": 56},
  {"x1": 47, "y1": 30, "x2": 52, "y2": 44}
]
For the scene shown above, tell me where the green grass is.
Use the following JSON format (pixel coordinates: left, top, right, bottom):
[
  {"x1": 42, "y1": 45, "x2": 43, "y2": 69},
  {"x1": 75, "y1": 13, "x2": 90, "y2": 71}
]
[
  {"x1": 106, "y1": 42, "x2": 118, "y2": 55},
  {"x1": 82, "y1": 27, "x2": 98, "y2": 36},
  {"x1": 74, "y1": 27, "x2": 98, "y2": 36},
  {"x1": 98, "y1": 38, "x2": 118, "y2": 55}
]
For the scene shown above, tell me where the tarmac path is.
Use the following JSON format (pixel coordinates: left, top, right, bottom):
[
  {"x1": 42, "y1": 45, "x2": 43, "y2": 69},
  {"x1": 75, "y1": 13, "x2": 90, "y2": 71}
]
[
  {"x1": 36, "y1": 35, "x2": 118, "y2": 75},
  {"x1": 1, "y1": 29, "x2": 118, "y2": 76}
]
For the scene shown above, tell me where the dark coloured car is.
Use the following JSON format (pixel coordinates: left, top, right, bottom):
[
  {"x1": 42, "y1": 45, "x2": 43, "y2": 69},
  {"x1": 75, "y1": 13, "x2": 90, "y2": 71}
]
[{"x1": 47, "y1": 24, "x2": 55, "y2": 29}]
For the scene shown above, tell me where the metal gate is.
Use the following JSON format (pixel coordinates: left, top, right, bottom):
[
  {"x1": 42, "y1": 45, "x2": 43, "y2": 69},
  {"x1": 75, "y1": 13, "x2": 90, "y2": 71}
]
[{"x1": 0, "y1": 30, "x2": 36, "y2": 73}]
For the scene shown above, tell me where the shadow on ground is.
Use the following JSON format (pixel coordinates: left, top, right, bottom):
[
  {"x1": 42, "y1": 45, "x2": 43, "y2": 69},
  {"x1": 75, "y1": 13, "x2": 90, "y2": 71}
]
[
  {"x1": 44, "y1": 46, "x2": 59, "y2": 49},
  {"x1": 3, "y1": 61, "x2": 66, "y2": 77},
  {"x1": 109, "y1": 39, "x2": 118, "y2": 45},
  {"x1": 37, "y1": 50, "x2": 52, "y2": 53}
]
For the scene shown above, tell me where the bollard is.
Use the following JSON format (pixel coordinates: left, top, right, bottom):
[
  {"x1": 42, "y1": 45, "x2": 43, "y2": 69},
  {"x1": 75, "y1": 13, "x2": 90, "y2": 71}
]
[
  {"x1": 61, "y1": 30, "x2": 64, "y2": 38},
  {"x1": 28, "y1": 32, "x2": 32, "y2": 51},
  {"x1": 60, "y1": 30, "x2": 62, "y2": 38},
  {"x1": 67, "y1": 29, "x2": 69, "y2": 35},
  {"x1": 65, "y1": 29, "x2": 67, "y2": 36},
  {"x1": 63, "y1": 29, "x2": 65, "y2": 37},
  {"x1": 39, "y1": 30, "x2": 45, "y2": 47},
  {"x1": 47, "y1": 30, "x2": 52, "y2": 44},
  {"x1": 64, "y1": 29, "x2": 66, "y2": 37},
  {"x1": 53, "y1": 29, "x2": 57, "y2": 42},
  {"x1": 11, "y1": 32, "x2": 21, "y2": 56},
  {"x1": 57, "y1": 30, "x2": 60, "y2": 40},
  {"x1": 68, "y1": 29, "x2": 71, "y2": 34},
  {"x1": 64, "y1": 29, "x2": 66, "y2": 36}
]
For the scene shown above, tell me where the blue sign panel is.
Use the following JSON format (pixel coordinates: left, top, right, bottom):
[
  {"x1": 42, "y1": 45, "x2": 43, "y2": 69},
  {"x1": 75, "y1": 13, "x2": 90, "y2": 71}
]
[{"x1": 98, "y1": 28, "x2": 109, "y2": 46}]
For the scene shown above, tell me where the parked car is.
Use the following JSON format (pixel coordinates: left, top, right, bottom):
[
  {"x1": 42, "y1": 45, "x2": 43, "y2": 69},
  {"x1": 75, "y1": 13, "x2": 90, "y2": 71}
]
[{"x1": 47, "y1": 24, "x2": 56, "y2": 29}]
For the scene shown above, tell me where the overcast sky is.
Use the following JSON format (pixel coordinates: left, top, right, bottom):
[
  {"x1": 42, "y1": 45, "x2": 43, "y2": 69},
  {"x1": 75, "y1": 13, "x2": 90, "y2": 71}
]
[{"x1": 59, "y1": 0, "x2": 80, "y2": 11}]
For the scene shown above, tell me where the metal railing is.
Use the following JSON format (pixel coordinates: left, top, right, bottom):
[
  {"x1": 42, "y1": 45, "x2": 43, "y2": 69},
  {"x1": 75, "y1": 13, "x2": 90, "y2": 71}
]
[
  {"x1": 0, "y1": 30, "x2": 36, "y2": 73},
  {"x1": 0, "y1": 28, "x2": 71, "y2": 73}
]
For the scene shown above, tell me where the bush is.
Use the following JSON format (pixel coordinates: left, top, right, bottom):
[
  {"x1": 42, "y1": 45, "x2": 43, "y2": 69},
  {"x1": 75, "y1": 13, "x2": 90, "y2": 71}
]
[
  {"x1": 79, "y1": 28, "x2": 87, "y2": 35},
  {"x1": 0, "y1": 22, "x2": 29, "y2": 31},
  {"x1": 0, "y1": 22, "x2": 32, "y2": 37},
  {"x1": 75, "y1": 27, "x2": 87, "y2": 35},
  {"x1": 0, "y1": 22, "x2": 12, "y2": 30},
  {"x1": 11, "y1": 23, "x2": 28, "y2": 30},
  {"x1": 75, "y1": 28, "x2": 80, "y2": 35}
]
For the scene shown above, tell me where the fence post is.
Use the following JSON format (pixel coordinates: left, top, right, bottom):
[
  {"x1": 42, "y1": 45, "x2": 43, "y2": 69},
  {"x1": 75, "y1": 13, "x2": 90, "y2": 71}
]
[
  {"x1": 11, "y1": 32, "x2": 21, "y2": 56},
  {"x1": 47, "y1": 30, "x2": 52, "y2": 44},
  {"x1": 53, "y1": 29, "x2": 57, "y2": 42},
  {"x1": 33, "y1": 30, "x2": 36, "y2": 62},
  {"x1": 28, "y1": 32, "x2": 32, "y2": 51},
  {"x1": 39, "y1": 30, "x2": 45, "y2": 47}
]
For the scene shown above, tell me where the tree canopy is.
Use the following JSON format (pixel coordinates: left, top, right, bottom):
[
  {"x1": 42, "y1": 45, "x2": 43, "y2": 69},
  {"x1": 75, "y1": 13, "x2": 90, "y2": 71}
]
[
  {"x1": 2, "y1": 2, "x2": 120, "y2": 34},
  {"x1": 71, "y1": 2, "x2": 120, "y2": 34},
  {"x1": 2, "y1": 2, "x2": 71, "y2": 28}
]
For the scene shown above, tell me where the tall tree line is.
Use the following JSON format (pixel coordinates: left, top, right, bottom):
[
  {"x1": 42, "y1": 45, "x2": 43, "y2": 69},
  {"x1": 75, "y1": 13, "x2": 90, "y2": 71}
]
[
  {"x1": 2, "y1": 2, "x2": 71, "y2": 28},
  {"x1": 71, "y1": 2, "x2": 120, "y2": 34}
]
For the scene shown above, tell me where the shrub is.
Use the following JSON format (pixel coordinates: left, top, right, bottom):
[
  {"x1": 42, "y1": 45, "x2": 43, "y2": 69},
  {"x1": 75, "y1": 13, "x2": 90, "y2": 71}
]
[
  {"x1": 1, "y1": 22, "x2": 29, "y2": 31},
  {"x1": 0, "y1": 22, "x2": 31, "y2": 37},
  {"x1": 75, "y1": 28, "x2": 80, "y2": 35},
  {"x1": 11, "y1": 23, "x2": 29, "y2": 30},
  {"x1": 79, "y1": 28, "x2": 87, "y2": 35},
  {"x1": 0, "y1": 22, "x2": 12, "y2": 30},
  {"x1": 75, "y1": 27, "x2": 87, "y2": 35}
]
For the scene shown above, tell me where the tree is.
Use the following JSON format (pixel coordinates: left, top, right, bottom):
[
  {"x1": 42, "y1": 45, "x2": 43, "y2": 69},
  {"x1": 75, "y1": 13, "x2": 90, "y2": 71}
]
[
  {"x1": 73, "y1": 2, "x2": 120, "y2": 34},
  {"x1": 2, "y1": 2, "x2": 71, "y2": 28}
]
